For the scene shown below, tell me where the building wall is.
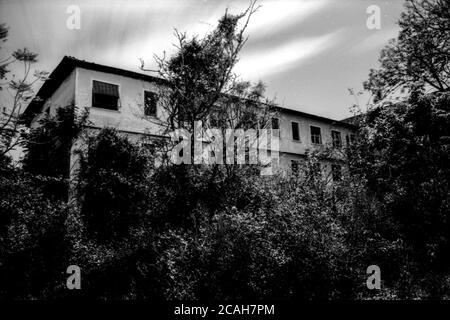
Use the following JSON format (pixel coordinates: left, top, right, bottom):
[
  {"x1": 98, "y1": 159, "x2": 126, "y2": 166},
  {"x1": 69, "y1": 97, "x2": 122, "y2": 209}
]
[
  {"x1": 45, "y1": 66, "x2": 356, "y2": 177},
  {"x1": 278, "y1": 111, "x2": 353, "y2": 155},
  {"x1": 75, "y1": 67, "x2": 167, "y2": 137},
  {"x1": 30, "y1": 69, "x2": 77, "y2": 129}
]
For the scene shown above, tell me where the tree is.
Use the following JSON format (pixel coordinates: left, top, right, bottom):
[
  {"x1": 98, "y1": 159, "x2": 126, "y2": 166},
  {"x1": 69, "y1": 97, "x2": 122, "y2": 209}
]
[
  {"x1": 355, "y1": 0, "x2": 450, "y2": 298},
  {"x1": 0, "y1": 22, "x2": 48, "y2": 162},
  {"x1": 138, "y1": 2, "x2": 280, "y2": 227},
  {"x1": 76, "y1": 127, "x2": 151, "y2": 242},
  {"x1": 21, "y1": 104, "x2": 88, "y2": 200},
  {"x1": 364, "y1": 0, "x2": 450, "y2": 102},
  {"x1": 142, "y1": 1, "x2": 276, "y2": 159},
  {"x1": 0, "y1": 167, "x2": 70, "y2": 299}
]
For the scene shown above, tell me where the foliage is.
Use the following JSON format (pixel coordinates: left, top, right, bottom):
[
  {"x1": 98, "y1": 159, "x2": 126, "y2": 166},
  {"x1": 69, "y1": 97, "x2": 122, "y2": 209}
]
[
  {"x1": 353, "y1": 91, "x2": 450, "y2": 297},
  {"x1": 0, "y1": 169, "x2": 69, "y2": 299},
  {"x1": 76, "y1": 128, "x2": 150, "y2": 242},
  {"x1": 1, "y1": 1, "x2": 450, "y2": 300},
  {"x1": 364, "y1": 0, "x2": 450, "y2": 101},
  {"x1": 21, "y1": 104, "x2": 88, "y2": 200},
  {"x1": 0, "y1": 22, "x2": 48, "y2": 159},
  {"x1": 358, "y1": 0, "x2": 450, "y2": 298}
]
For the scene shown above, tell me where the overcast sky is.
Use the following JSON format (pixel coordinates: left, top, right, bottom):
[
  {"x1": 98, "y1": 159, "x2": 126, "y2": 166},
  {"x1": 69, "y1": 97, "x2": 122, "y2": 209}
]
[{"x1": 0, "y1": 0, "x2": 406, "y2": 120}]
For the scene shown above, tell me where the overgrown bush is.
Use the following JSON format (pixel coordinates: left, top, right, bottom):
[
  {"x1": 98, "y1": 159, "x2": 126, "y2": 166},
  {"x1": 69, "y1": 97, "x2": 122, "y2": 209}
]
[{"x1": 0, "y1": 169, "x2": 69, "y2": 299}]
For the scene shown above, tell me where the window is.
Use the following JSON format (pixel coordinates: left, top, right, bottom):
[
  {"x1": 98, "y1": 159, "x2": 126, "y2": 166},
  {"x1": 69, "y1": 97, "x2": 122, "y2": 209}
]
[
  {"x1": 332, "y1": 164, "x2": 342, "y2": 181},
  {"x1": 346, "y1": 134, "x2": 356, "y2": 146},
  {"x1": 331, "y1": 130, "x2": 342, "y2": 148},
  {"x1": 92, "y1": 80, "x2": 119, "y2": 110},
  {"x1": 291, "y1": 122, "x2": 300, "y2": 141},
  {"x1": 272, "y1": 117, "x2": 279, "y2": 136},
  {"x1": 291, "y1": 160, "x2": 299, "y2": 174},
  {"x1": 144, "y1": 90, "x2": 158, "y2": 116},
  {"x1": 310, "y1": 126, "x2": 322, "y2": 144},
  {"x1": 178, "y1": 136, "x2": 184, "y2": 158},
  {"x1": 272, "y1": 118, "x2": 279, "y2": 129}
]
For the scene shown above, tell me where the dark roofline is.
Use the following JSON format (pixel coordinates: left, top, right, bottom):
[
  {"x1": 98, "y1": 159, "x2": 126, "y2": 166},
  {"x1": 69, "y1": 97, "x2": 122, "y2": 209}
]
[
  {"x1": 22, "y1": 56, "x2": 357, "y2": 130},
  {"x1": 274, "y1": 106, "x2": 357, "y2": 129}
]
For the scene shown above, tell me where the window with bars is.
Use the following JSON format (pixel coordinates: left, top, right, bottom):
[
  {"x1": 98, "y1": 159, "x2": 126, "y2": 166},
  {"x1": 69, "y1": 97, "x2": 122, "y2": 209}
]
[
  {"x1": 310, "y1": 126, "x2": 322, "y2": 144},
  {"x1": 92, "y1": 80, "x2": 119, "y2": 110},
  {"x1": 144, "y1": 91, "x2": 158, "y2": 116}
]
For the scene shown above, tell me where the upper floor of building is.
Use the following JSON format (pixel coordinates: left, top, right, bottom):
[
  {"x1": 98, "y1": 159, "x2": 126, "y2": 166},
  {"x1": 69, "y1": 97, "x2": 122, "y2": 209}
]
[{"x1": 22, "y1": 56, "x2": 357, "y2": 157}]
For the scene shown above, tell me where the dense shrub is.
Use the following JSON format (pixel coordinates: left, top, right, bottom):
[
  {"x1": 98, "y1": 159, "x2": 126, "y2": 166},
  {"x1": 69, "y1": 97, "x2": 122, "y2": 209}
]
[{"x1": 0, "y1": 169, "x2": 69, "y2": 299}]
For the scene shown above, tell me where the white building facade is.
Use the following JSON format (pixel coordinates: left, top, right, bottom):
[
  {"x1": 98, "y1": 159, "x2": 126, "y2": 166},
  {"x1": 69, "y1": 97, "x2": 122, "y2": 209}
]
[{"x1": 23, "y1": 56, "x2": 357, "y2": 180}]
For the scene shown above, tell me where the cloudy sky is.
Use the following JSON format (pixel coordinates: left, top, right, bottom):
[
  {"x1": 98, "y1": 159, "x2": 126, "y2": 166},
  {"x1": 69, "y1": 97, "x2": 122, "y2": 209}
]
[{"x1": 0, "y1": 0, "x2": 405, "y2": 120}]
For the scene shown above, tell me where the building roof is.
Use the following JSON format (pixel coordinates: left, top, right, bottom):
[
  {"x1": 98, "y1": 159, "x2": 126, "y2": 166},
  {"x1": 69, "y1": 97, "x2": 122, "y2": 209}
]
[
  {"x1": 22, "y1": 56, "x2": 357, "y2": 129},
  {"x1": 276, "y1": 106, "x2": 357, "y2": 129}
]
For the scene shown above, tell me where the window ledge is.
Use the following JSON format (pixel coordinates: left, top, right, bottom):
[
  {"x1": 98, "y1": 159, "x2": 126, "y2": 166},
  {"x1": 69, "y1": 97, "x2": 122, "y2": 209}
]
[{"x1": 91, "y1": 106, "x2": 121, "y2": 113}]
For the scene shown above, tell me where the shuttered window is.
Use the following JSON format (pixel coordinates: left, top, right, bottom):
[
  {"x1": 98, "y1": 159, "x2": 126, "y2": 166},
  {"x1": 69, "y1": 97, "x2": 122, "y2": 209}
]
[{"x1": 92, "y1": 80, "x2": 119, "y2": 110}]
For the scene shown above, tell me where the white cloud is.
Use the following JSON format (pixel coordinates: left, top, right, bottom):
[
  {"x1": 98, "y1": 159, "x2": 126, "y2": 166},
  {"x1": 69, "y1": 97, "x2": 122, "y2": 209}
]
[
  {"x1": 245, "y1": 0, "x2": 329, "y2": 36},
  {"x1": 107, "y1": 0, "x2": 331, "y2": 73},
  {"x1": 235, "y1": 29, "x2": 344, "y2": 79},
  {"x1": 178, "y1": 0, "x2": 329, "y2": 40},
  {"x1": 350, "y1": 28, "x2": 399, "y2": 54}
]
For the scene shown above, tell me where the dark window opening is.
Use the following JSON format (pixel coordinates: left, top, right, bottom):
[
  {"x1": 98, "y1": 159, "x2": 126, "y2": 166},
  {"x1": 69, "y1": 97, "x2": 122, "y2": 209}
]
[
  {"x1": 144, "y1": 91, "x2": 158, "y2": 116},
  {"x1": 291, "y1": 160, "x2": 299, "y2": 174},
  {"x1": 291, "y1": 122, "x2": 300, "y2": 141},
  {"x1": 272, "y1": 117, "x2": 279, "y2": 129},
  {"x1": 178, "y1": 137, "x2": 184, "y2": 158},
  {"x1": 272, "y1": 117, "x2": 279, "y2": 136},
  {"x1": 310, "y1": 126, "x2": 322, "y2": 144},
  {"x1": 92, "y1": 80, "x2": 119, "y2": 110},
  {"x1": 332, "y1": 130, "x2": 342, "y2": 148},
  {"x1": 346, "y1": 134, "x2": 356, "y2": 146},
  {"x1": 332, "y1": 164, "x2": 342, "y2": 181}
]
